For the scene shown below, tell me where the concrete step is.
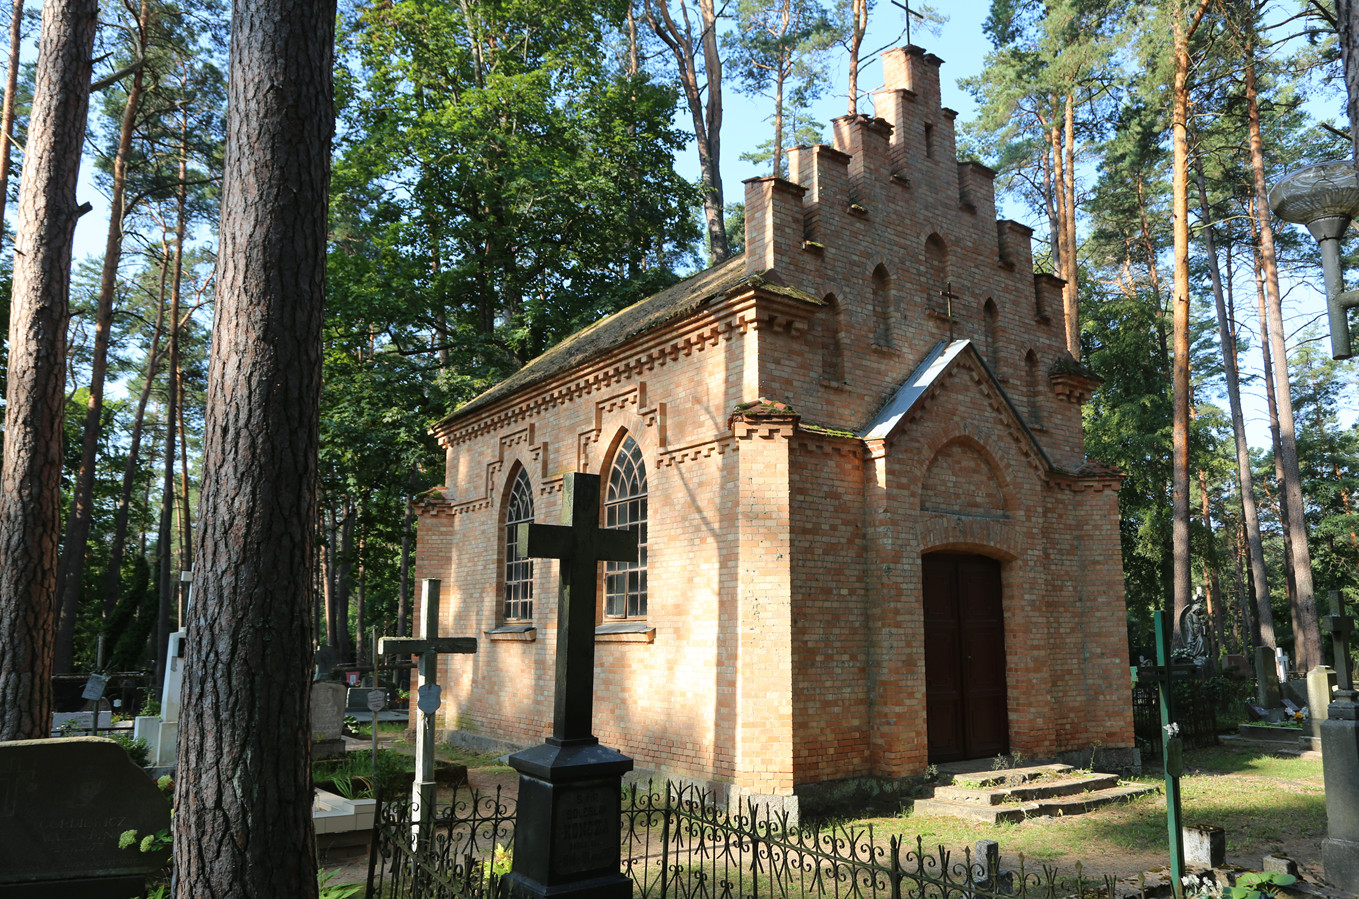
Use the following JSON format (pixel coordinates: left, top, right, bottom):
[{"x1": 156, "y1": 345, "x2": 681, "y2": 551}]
[
  {"x1": 933, "y1": 772, "x2": 1121, "y2": 806},
  {"x1": 913, "y1": 783, "x2": 1159, "y2": 824},
  {"x1": 941, "y1": 763, "x2": 1076, "y2": 788}
]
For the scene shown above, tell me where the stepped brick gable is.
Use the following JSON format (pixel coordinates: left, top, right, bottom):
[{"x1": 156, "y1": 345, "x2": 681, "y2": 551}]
[{"x1": 414, "y1": 46, "x2": 1135, "y2": 815}]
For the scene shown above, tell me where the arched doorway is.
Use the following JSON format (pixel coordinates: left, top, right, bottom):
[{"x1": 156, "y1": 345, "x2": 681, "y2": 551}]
[{"x1": 923, "y1": 552, "x2": 1008, "y2": 762}]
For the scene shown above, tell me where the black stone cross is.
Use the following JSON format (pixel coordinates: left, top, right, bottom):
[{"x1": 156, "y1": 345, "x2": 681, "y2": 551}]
[
  {"x1": 506, "y1": 472, "x2": 640, "y2": 899},
  {"x1": 518, "y1": 472, "x2": 638, "y2": 744}
]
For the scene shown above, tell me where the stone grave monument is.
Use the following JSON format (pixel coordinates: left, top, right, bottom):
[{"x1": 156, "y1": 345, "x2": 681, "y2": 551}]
[
  {"x1": 503, "y1": 472, "x2": 639, "y2": 899},
  {"x1": 1321, "y1": 594, "x2": 1359, "y2": 891},
  {"x1": 0, "y1": 737, "x2": 171, "y2": 898},
  {"x1": 1254, "y1": 645, "x2": 1283, "y2": 719},
  {"x1": 311, "y1": 680, "x2": 348, "y2": 761},
  {"x1": 133, "y1": 627, "x2": 186, "y2": 768}
]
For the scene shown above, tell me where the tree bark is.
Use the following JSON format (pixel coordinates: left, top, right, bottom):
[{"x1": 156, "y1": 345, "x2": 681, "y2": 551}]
[
  {"x1": 171, "y1": 0, "x2": 334, "y2": 892},
  {"x1": 1246, "y1": 45, "x2": 1323, "y2": 674},
  {"x1": 54, "y1": 0, "x2": 152, "y2": 673},
  {"x1": 1192, "y1": 151, "x2": 1275, "y2": 648},
  {"x1": 1337, "y1": 0, "x2": 1359, "y2": 172},
  {"x1": 0, "y1": 0, "x2": 98, "y2": 741}
]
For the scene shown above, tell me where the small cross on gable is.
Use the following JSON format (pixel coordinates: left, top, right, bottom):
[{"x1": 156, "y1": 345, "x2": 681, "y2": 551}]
[{"x1": 518, "y1": 472, "x2": 638, "y2": 745}]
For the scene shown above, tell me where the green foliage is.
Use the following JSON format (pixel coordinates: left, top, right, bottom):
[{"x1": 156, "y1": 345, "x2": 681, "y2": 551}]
[
  {"x1": 1223, "y1": 871, "x2": 1298, "y2": 899},
  {"x1": 111, "y1": 733, "x2": 152, "y2": 767},
  {"x1": 320, "y1": 0, "x2": 698, "y2": 650}
]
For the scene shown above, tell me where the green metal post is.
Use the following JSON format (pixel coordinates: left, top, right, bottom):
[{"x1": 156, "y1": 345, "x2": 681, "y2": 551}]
[{"x1": 1155, "y1": 610, "x2": 1186, "y2": 895}]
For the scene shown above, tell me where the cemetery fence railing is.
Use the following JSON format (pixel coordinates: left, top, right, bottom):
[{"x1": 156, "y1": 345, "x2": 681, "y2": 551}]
[{"x1": 367, "y1": 781, "x2": 1153, "y2": 899}]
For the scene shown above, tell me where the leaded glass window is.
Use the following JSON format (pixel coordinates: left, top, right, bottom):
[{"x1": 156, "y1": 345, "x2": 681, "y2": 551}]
[
  {"x1": 604, "y1": 435, "x2": 647, "y2": 618},
  {"x1": 504, "y1": 468, "x2": 534, "y2": 621}
]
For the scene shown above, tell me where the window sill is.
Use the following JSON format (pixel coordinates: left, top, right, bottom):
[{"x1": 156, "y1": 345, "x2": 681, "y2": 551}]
[
  {"x1": 595, "y1": 622, "x2": 655, "y2": 644},
  {"x1": 486, "y1": 624, "x2": 537, "y2": 642}
]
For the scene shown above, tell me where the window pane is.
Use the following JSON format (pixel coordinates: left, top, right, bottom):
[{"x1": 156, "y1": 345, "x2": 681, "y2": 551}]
[
  {"x1": 504, "y1": 469, "x2": 534, "y2": 621},
  {"x1": 604, "y1": 435, "x2": 648, "y2": 619}
]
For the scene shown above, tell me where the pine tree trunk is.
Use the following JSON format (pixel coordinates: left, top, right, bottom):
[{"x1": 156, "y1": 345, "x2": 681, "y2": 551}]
[
  {"x1": 0, "y1": 0, "x2": 98, "y2": 741},
  {"x1": 643, "y1": 0, "x2": 727, "y2": 261},
  {"x1": 102, "y1": 272, "x2": 166, "y2": 619},
  {"x1": 1170, "y1": 11, "x2": 1195, "y2": 645},
  {"x1": 172, "y1": 0, "x2": 333, "y2": 892},
  {"x1": 1062, "y1": 95, "x2": 1079, "y2": 359},
  {"x1": 1192, "y1": 152, "x2": 1275, "y2": 648},
  {"x1": 1337, "y1": 0, "x2": 1359, "y2": 172},
  {"x1": 1246, "y1": 47, "x2": 1322, "y2": 674},
  {"x1": 0, "y1": 0, "x2": 24, "y2": 239},
  {"x1": 53, "y1": 0, "x2": 151, "y2": 672}
]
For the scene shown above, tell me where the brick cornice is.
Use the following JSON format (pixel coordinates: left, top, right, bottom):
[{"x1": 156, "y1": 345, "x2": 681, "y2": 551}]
[{"x1": 433, "y1": 286, "x2": 819, "y2": 449}]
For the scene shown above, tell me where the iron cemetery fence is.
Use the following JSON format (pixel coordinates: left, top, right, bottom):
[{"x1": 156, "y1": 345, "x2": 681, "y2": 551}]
[{"x1": 367, "y1": 781, "x2": 1153, "y2": 899}]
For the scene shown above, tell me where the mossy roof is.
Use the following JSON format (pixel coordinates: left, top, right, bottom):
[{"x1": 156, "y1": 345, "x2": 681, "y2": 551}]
[{"x1": 435, "y1": 254, "x2": 822, "y2": 430}]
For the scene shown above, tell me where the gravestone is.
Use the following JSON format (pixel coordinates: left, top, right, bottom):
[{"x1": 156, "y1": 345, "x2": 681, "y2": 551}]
[
  {"x1": 1255, "y1": 645, "x2": 1283, "y2": 709},
  {"x1": 1321, "y1": 594, "x2": 1359, "y2": 892},
  {"x1": 312, "y1": 680, "x2": 348, "y2": 761},
  {"x1": 504, "y1": 472, "x2": 639, "y2": 899},
  {"x1": 314, "y1": 644, "x2": 338, "y2": 681},
  {"x1": 132, "y1": 627, "x2": 186, "y2": 767},
  {"x1": 1309, "y1": 666, "x2": 1337, "y2": 741},
  {"x1": 1183, "y1": 824, "x2": 1226, "y2": 868},
  {"x1": 0, "y1": 738, "x2": 171, "y2": 898}
]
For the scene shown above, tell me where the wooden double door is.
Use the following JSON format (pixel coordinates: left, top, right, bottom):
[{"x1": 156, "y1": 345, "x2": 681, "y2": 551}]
[{"x1": 923, "y1": 553, "x2": 1009, "y2": 762}]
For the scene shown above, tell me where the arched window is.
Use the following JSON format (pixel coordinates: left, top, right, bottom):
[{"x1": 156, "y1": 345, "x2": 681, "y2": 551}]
[
  {"x1": 925, "y1": 234, "x2": 949, "y2": 308},
  {"x1": 820, "y1": 294, "x2": 845, "y2": 383},
  {"x1": 503, "y1": 468, "x2": 534, "y2": 621},
  {"x1": 604, "y1": 434, "x2": 648, "y2": 618},
  {"x1": 872, "y1": 265, "x2": 892, "y2": 349},
  {"x1": 1024, "y1": 350, "x2": 1042, "y2": 427},
  {"x1": 984, "y1": 299, "x2": 1000, "y2": 372}
]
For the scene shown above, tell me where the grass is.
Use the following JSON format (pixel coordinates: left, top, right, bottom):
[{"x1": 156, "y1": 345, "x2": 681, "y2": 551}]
[{"x1": 845, "y1": 745, "x2": 1326, "y2": 880}]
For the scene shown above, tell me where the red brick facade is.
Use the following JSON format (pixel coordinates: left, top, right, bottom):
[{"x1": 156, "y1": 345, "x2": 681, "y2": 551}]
[{"x1": 415, "y1": 47, "x2": 1135, "y2": 812}]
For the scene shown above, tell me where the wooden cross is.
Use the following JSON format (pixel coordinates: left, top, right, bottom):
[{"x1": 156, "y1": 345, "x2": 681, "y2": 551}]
[
  {"x1": 890, "y1": 0, "x2": 925, "y2": 47},
  {"x1": 939, "y1": 281, "x2": 960, "y2": 341},
  {"x1": 518, "y1": 472, "x2": 638, "y2": 745},
  {"x1": 378, "y1": 579, "x2": 476, "y2": 837}
]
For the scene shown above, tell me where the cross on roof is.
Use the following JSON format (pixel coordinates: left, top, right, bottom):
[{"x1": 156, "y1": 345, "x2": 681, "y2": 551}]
[
  {"x1": 518, "y1": 472, "x2": 638, "y2": 744},
  {"x1": 939, "y1": 281, "x2": 960, "y2": 341},
  {"x1": 890, "y1": 0, "x2": 925, "y2": 47}
]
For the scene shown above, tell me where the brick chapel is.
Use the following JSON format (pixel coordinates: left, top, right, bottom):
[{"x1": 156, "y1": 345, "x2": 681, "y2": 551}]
[{"x1": 414, "y1": 47, "x2": 1136, "y2": 813}]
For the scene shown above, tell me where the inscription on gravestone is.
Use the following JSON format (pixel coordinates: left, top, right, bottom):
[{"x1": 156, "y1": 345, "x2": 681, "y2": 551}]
[
  {"x1": 553, "y1": 786, "x2": 616, "y2": 876},
  {"x1": 0, "y1": 738, "x2": 171, "y2": 897}
]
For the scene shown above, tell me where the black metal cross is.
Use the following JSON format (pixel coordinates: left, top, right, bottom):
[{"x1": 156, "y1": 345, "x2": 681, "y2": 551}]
[
  {"x1": 518, "y1": 472, "x2": 638, "y2": 745},
  {"x1": 1324, "y1": 590, "x2": 1355, "y2": 697},
  {"x1": 939, "y1": 281, "x2": 960, "y2": 341},
  {"x1": 890, "y1": 0, "x2": 924, "y2": 47}
]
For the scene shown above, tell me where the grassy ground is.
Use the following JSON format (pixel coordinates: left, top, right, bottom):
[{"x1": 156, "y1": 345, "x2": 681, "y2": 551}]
[
  {"x1": 864, "y1": 746, "x2": 1326, "y2": 882},
  {"x1": 326, "y1": 742, "x2": 1330, "y2": 890}
]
